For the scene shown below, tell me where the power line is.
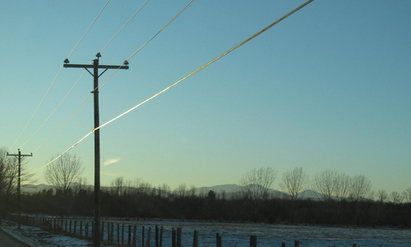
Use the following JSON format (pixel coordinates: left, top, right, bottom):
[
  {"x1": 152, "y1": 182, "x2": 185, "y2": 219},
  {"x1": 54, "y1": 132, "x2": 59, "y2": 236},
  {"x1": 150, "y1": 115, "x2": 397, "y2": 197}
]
[
  {"x1": 97, "y1": 0, "x2": 197, "y2": 92},
  {"x1": 21, "y1": 0, "x2": 150, "y2": 152},
  {"x1": 99, "y1": 0, "x2": 150, "y2": 53},
  {"x1": 20, "y1": 71, "x2": 87, "y2": 149},
  {"x1": 127, "y1": 0, "x2": 196, "y2": 62},
  {"x1": 31, "y1": 94, "x2": 92, "y2": 154},
  {"x1": 9, "y1": 1, "x2": 111, "y2": 152},
  {"x1": 67, "y1": 0, "x2": 111, "y2": 59},
  {"x1": 8, "y1": 66, "x2": 63, "y2": 152},
  {"x1": 21, "y1": 0, "x2": 314, "y2": 178}
]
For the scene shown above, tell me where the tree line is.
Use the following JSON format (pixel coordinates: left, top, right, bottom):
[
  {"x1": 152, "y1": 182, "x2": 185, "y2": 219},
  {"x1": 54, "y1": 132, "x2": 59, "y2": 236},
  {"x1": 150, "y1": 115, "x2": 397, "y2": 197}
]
[{"x1": 1, "y1": 150, "x2": 411, "y2": 227}]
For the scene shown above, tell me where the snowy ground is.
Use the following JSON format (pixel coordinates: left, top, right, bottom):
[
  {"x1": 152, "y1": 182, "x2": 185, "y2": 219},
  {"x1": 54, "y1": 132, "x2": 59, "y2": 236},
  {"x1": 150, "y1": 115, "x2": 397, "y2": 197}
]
[
  {"x1": 0, "y1": 220, "x2": 112, "y2": 247},
  {"x1": 1, "y1": 219, "x2": 411, "y2": 247}
]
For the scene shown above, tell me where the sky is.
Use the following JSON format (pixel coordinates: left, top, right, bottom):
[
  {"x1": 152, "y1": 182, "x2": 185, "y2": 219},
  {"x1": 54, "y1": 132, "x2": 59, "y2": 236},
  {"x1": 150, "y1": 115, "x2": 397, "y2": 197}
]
[{"x1": 1, "y1": 0, "x2": 410, "y2": 194}]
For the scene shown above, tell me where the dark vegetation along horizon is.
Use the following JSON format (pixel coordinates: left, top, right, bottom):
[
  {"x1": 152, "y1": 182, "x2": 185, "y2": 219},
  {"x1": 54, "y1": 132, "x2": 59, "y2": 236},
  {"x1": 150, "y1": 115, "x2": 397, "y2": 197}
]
[
  {"x1": 1, "y1": 151, "x2": 411, "y2": 228},
  {"x1": 2, "y1": 178, "x2": 411, "y2": 228}
]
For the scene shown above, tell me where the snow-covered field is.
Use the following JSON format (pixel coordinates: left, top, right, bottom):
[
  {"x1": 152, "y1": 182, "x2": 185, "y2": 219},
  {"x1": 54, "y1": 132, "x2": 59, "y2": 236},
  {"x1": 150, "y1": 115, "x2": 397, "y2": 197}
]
[{"x1": 2, "y1": 219, "x2": 411, "y2": 246}]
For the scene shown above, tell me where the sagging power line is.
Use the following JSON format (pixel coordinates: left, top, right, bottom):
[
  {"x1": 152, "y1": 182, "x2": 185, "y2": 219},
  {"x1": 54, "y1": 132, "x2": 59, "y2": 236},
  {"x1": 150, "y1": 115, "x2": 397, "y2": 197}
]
[
  {"x1": 22, "y1": 0, "x2": 314, "y2": 179},
  {"x1": 20, "y1": 0, "x2": 152, "y2": 153},
  {"x1": 10, "y1": 0, "x2": 111, "y2": 152}
]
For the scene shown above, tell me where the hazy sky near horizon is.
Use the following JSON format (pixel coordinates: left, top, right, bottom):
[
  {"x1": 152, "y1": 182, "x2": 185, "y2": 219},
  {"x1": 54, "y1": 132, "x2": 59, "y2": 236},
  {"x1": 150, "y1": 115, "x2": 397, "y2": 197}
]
[{"x1": 1, "y1": 0, "x2": 410, "y2": 194}]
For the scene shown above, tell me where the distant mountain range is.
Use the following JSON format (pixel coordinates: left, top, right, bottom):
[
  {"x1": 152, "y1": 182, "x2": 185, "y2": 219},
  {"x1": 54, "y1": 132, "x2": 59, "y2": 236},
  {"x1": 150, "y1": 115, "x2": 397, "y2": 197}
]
[{"x1": 22, "y1": 183, "x2": 322, "y2": 200}]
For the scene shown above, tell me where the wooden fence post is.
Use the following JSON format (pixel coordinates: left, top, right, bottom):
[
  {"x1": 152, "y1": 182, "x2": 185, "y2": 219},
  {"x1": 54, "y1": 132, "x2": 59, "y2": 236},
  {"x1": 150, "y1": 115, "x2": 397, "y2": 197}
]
[
  {"x1": 250, "y1": 236, "x2": 257, "y2": 247},
  {"x1": 177, "y1": 228, "x2": 182, "y2": 247},
  {"x1": 128, "y1": 225, "x2": 132, "y2": 246},
  {"x1": 74, "y1": 221, "x2": 77, "y2": 235},
  {"x1": 147, "y1": 227, "x2": 152, "y2": 247},
  {"x1": 80, "y1": 221, "x2": 83, "y2": 237},
  {"x1": 172, "y1": 228, "x2": 176, "y2": 247},
  {"x1": 353, "y1": 245, "x2": 357, "y2": 247},
  {"x1": 282, "y1": 243, "x2": 286, "y2": 247},
  {"x1": 216, "y1": 233, "x2": 222, "y2": 247},
  {"x1": 101, "y1": 222, "x2": 105, "y2": 241},
  {"x1": 85, "y1": 222, "x2": 89, "y2": 238},
  {"x1": 69, "y1": 220, "x2": 72, "y2": 234},
  {"x1": 294, "y1": 240, "x2": 300, "y2": 247},
  {"x1": 117, "y1": 223, "x2": 120, "y2": 244},
  {"x1": 155, "y1": 225, "x2": 159, "y2": 247},
  {"x1": 142, "y1": 226, "x2": 145, "y2": 247},
  {"x1": 133, "y1": 225, "x2": 137, "y2": 247},
  {"x1": 111, "y1": 223, "x2": 114, "y2": 243},
  {"x1": 92, "y1": 222, "x2": 94, "y2": 239},
  {"x1": 122, "y1": 224, "x2": 125, "y2": 245},
  {"x1": 193, "y1": 230, "x2": 199, "y2": 247},
  {"x1": 160, "y1": 227, "x2": 163, "y2": 247}
]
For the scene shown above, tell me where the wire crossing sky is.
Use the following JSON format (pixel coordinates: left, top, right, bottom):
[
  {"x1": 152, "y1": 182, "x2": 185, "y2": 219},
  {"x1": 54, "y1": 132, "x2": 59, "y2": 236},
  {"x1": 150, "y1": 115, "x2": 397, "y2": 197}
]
[
  {"x1": 1, "y1": 0, "x2": 410, "y2": 193},
  {"x1": 21, "y1": 0, "x2": 313, "y2": 179}
]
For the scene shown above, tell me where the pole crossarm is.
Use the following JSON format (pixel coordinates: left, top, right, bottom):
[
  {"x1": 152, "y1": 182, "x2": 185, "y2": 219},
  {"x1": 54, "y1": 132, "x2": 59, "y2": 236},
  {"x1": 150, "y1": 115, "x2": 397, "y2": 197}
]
[
  {"x1": 7, "y1": 149, "x2": 33, "y2": 230},
  {"x1": 62, "y1": 53, "x2": 129, "y2": 247},
  {"x1": 63, "y1": 64, "x2": 129, "y2": 70}
]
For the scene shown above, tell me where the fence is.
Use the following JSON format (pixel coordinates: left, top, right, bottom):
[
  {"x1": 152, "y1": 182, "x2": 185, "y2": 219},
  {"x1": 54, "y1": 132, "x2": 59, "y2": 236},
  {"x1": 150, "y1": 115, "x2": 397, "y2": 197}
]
[{"x1": 14, "y1": 216, "x2": 359, "y2": 247}]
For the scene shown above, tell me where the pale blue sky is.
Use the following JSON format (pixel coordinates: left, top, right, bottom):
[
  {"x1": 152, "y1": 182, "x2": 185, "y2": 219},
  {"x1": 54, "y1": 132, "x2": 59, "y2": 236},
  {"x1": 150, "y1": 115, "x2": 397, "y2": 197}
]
[{"x1": 1, "y1": 0, "x2": 410, "y2": 194}]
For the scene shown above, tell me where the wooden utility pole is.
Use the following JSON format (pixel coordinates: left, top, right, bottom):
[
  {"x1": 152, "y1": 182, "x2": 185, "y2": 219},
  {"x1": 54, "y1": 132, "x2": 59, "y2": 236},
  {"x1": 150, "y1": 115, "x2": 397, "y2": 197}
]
[
  {"x1": 7, "y1": 149, "x2": 32, "y2": 229},
  {"x1": 63, "y1": 53, "x2": 129, "y2": 247}
]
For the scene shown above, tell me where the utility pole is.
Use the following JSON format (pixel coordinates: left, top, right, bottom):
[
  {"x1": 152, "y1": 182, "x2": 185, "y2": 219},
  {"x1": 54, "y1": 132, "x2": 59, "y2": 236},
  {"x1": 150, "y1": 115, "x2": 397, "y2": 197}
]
[
  {"x1": 7, "y1": 149, "x2": 33, "y2": 230},
  {"x1": 63, "y1": 53, "x2": 129, "y2": 247}
]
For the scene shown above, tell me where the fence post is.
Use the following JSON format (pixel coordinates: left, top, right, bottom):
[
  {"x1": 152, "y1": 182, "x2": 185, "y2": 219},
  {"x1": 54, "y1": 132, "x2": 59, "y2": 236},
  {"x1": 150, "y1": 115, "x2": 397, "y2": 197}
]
[
  {"x1": 80, "y1": 221, "x2": 83, "y2": 237},
  {"x1": 294, "y1": 240, "x2": 300, "y2": 247},
  {"x1": 172, "y1": 228, "x2": 176, "y2": 247},
  {"x1": 122, "y1": 224, "x2": 125, "y2": 245},
  {"x1": 160, "y1": 227, "x2": 163, "y2": 247},
  {"x1": 216, "y1": 233, "x2": 222, "y2": 247},
  {"x1": 92, "y1": 221, "x2": 94, "y2": 239},
  {"x1": 117, "y1": 223, "x2": 120, "y2": 244},
  {"x1": 155, "y1": 225, "x2": 159, "y2": 247},
  {"x1": 85, "y1": 222, "x2": 89, "y2": 238},
  {"x1": 353, "y1": 245, "x2": 357, "y2": 247},
  {"x1": 142, "y1": 226, "x2": 145, "y2": 247},
  {"x1": 177, "y1": 228, "x2": 182, "y2": 247},
  {"x1": 250, "y1": 235, "x2": 257, "y2": 247},
  {"x1": 147, "y1": 227, "x2": 151, "y2": 247},
  {"x1": 111, "y1": 223, "x2": 114, "y2": 243},
  {"x1": 101, "y1": 222, "x2": 105, "y2": 241},
  {"x1": 74, "y1": 221, "x2": 77, "y2": 235},
  {"x1": 69, "y1": 220, "x2": 72, "y2": 234},
  {"x1": 133, "y1": 225, "x2": 137, "y2": 247},
  {"x1": 193, "y1": 230, "x2": 199, "y2": 247},
  {"x1": 282, "y1": 243, "x2": 286, "y2": 247},
  {"x1": 128, "y1": 225, "x2": 132, "y2": 246}
]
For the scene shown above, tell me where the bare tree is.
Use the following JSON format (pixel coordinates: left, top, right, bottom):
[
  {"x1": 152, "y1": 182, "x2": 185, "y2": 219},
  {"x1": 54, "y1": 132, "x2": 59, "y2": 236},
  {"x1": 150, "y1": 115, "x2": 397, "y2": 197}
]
[
  {"x1": 175, "y1": 183, "x2": 188, "y2": 198},
  {"x1": 391, "y1": 191, "x2": 403, "y2": 204},
  {"x1": 349, "y1": 175, "x2": 371, "y2": 201},
  {"x1": 1, "y1": 148, "x2": 36, "y2": 215},
  {"x1": 133, "y1": 178, "x2": 152, "y2": 195},
  {"x1": 281, "y1": 167, "x2": 309, "y2": 201},
  {"x1": 110, "y1": 176, "x2": 127, "y2": 196},
  {"x1": 157, "y1": 183, "x2": 171, "y2": 198},
  {"x1": 403, "y1": 188, "x2": 411, "y2": 203},
  {"x1": 334, "y1": 172, "x2": 351, "y2": 203},
  {"x1": 313, "y1": 170, "x2": 338, "y2": 202},
  {"x1": 44, "y1": 153, "x2": 84, "y2": 195},
  {"x1": 240, "y1": 167, "x2": 278, "y2": 200},
  {"x1": 376, "y1": 189, "x2": 388, "y2": 203}
]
